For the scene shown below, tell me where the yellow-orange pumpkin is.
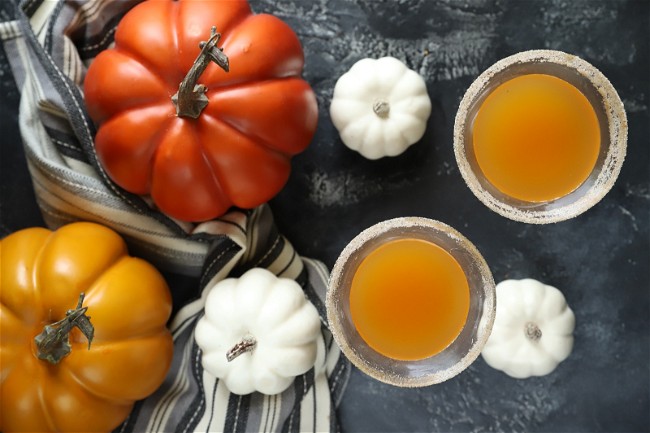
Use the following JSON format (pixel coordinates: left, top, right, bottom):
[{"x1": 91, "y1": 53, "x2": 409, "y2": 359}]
[{"x1": 0, "y1": 222, "x2": 174, "y2": 432}]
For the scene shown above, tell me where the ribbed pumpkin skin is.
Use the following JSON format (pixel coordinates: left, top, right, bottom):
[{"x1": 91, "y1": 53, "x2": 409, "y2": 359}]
[
  {"x1": 84, "y1": 0, "x2": 318, "y2": 222},
  {"x1": 0, "y1": 222, "x2": 174, "y2": 433},
  {"x1": 481, "y1": 278, "x2": 575, "y2": 379}
]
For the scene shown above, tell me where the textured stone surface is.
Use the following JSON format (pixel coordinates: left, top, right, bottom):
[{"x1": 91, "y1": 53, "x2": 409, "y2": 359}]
[
  {"x1": 258, "y1": 1, "x2": 649, "y2": 432},
  {"x1": 1, "y1": 0, "x2": 648, "y2": 431}
]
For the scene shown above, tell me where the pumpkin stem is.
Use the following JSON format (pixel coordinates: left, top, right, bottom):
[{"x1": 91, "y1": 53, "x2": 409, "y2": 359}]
[
  {"x1": 34, "y1": 293, "x2": 94, "y2": 364},
  {"x1": 172, "y1": 26, "x2": 230, "y2": 119},
  {"x1": 373, "y1": 99, "x2": 390, "y2": 118},
  {"x1": 524, "y1": 322, "x2": 542, "y2": 341},
  {"x1": 226, "y1": 336, "x2": 257, "y2": 362}
]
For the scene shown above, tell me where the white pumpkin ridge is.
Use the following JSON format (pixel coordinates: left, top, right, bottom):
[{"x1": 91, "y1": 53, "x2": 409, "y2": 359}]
[
  {"x1": 481, "y1": 278, "x2": 576, "y2": 379},
  {"x1": 330, "y1": 56, "x2": 432, "y2": 160},
  {"x1": 194, "y1": 268, "x2": 322, "y2": 395}
]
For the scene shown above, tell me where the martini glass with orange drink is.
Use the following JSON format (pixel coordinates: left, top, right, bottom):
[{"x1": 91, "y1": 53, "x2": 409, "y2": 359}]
[
  {"x1": 455, "y1": 50, "x2": 627, "y2": 223},
  {"x1": 327, "y1": 217, "x2": 496, "y2": 387}
]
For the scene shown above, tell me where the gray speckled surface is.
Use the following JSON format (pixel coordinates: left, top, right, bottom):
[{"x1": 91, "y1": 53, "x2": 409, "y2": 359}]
[
  {"x1": 259, "y1": 1, "x2": 649, "y2": 431},
  {"x1": 1, "y1": 0, "x2": 648, "y2": 432}
]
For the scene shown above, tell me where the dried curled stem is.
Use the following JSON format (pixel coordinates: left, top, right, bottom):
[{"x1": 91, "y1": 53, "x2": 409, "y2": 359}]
[
  {"x1": 226, "y1": 336, "x2": 257, "y2": 362},
  {"x1": 34, "y1": 293, "x2": 94, "y2": 364},
  {"x1": 171, "y1": 26, "x2": 230, "y2": 119}
]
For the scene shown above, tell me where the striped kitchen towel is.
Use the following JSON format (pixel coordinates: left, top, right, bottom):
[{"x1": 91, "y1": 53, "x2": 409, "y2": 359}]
[{"x1": 0, "y1": 0, "x2": 350, "y2": 431}]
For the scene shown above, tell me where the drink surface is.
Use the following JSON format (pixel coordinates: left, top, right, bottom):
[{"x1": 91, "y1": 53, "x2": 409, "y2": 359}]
[
  {"x1": 349, "y1": 238, "x2": 470, "y2": 361},
  {"x1": 472, "y1": 73, "x2": 600, "y2": 202}
]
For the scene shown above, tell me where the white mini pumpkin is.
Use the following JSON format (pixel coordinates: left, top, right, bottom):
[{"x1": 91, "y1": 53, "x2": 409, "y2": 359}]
[
  {"x1": 330, "y1": 56, "x2": 432, "y2": 160},
  {"x1": 194, "y1": 268, "x2": 322, "y2": 395},
  {"x1": 481, "y1": 278, "x2": 575, "y2": 379}
]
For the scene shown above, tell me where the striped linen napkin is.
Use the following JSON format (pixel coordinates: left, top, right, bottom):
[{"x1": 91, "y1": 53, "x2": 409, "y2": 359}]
[{"x1": 0, "y1": 0, "x2": 350, "y2": 431}]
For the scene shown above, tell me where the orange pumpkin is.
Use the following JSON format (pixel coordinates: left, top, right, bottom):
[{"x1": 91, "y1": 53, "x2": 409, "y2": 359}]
[
  {"x1": 84, "y1": 0, "x2": 318, "y2": 222},
  {"x1": 0, "y1": 222, "x2": 174, "y2": 433}
]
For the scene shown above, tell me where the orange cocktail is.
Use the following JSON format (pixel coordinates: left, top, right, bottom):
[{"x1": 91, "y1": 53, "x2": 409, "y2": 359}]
[
  {"x1": 472, "y1": 73, "x2": 600, "y2": 202},
  {"x1": 327, "y1": 217, "x2": 495, "y2": 387},
  {"x1": 455, "y1": 50, "x2": 627, "y2": 224},
  {"x1": 349, "y1": 238, "x2": 469, "y2": 361}
]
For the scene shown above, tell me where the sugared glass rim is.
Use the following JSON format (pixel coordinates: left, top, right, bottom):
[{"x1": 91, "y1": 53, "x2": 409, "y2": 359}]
[
  {"x1": 453, "y1": 49, "x2": 627, "y2": 224},
  {"x1": 327, "y1": 217, "x2": 496, "y2": 387}
]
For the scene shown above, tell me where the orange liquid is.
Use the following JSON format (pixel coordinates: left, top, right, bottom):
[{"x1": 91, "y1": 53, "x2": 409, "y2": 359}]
[
  {"x1": 349, "y1": 238, "x2": 470, "y2": 361},
  {"x1": 472, "y1": 73, "x2": 600, "y2": 202}
]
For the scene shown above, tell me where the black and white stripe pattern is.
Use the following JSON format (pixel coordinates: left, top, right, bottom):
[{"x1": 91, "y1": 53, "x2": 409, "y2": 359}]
[{"x1": 1, "y1": 0, "x2": 350, "y2": 431}]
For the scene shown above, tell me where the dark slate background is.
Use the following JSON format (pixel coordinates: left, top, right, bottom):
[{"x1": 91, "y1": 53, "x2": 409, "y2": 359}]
[{"x1": 1, "y1": 1, "x2": 648, "y2": 432}]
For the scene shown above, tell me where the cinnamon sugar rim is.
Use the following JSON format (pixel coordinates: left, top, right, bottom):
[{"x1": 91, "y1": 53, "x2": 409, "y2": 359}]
[
  {"x1": 454, "y1": 49, "x2": 628, "y2": 224},
  {"x1": 327, "y1": 217, "x2": 496, "y2": 387}
]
